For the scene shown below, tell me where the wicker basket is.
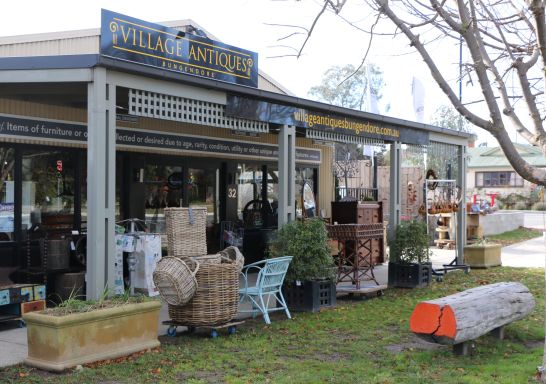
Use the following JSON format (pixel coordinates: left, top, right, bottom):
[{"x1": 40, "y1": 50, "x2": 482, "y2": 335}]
[
  {"x1": 326, "y1": 223, "x2": 384, "y2": 240},
  {"x1": 180, "y1": 253, "x2": 221, "y2": 265},
  {"x1": 153, "y1": 257, "x2": 199, "y2": 306},
  {"x1": 167, "y1": 258, "x2": 239, "y2": 326},
  {"x1": 165, "y1": 207, "x2": 207, "y2": 257},
  {"x1": 219, "y1": 246, "x2": 245, "y2": 272}
]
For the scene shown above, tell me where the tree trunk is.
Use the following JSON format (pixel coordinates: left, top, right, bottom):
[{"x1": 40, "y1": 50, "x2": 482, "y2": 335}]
[{"x1": 410, "y1": 282, "x2": 535, "y2": 345}]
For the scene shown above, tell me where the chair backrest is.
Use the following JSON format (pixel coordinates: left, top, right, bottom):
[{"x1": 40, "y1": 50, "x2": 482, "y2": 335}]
[{"x1": 256, "y1": 256, "x2": 293, "y2": 293}]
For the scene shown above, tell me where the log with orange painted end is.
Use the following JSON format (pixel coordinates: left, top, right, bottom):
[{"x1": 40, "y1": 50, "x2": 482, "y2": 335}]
[{"x1": 410, "y1": 282, "x2": 535, "y2": 345}]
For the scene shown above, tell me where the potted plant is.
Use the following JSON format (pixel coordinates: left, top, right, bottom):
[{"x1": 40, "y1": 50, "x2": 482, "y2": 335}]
[
  {"x1": 23, "y1": 292, "x2": 161, "y2": 372},
  {"x1": 269, "y1": 218, "x2": 337, "y2": 313},
  {"x1": 464, "y1": 237, "x2": 502, "y2": 268},
  {"x1": 388, "y1": 220, "x2": 432, "y2": 288}
]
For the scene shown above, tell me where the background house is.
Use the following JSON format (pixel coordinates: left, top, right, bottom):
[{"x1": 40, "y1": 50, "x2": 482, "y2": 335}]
[{"x1": 467, "y1": 144, "x2": 546, "y2": 208}]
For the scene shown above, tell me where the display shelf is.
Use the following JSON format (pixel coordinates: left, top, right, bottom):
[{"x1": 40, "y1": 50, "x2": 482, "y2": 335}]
[{"x1": 424, "y1": 178, "x2": 468, "y2": 275}]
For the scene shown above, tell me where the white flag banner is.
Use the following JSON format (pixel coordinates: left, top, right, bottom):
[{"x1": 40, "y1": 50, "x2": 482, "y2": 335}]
[
  {"x1": 412, "y1": 77, "x2": 425, "y2": 123},
  {"x1": 366, "y1": 63, "x2": 379, "y2": 114}
]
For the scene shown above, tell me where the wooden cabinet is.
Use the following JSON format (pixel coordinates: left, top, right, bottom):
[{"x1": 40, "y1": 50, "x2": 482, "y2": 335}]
[
  {"x1": 330, "y1": 201, "x2": 384, "y2": 264},
  {"x1": 331, "y1": 201, "x2": 383, "y2": 224}
]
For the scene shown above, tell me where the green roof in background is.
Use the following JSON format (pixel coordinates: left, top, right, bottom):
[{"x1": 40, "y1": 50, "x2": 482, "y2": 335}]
[{"x1": 467, "y1": 144, "x2": 546, "y2": 168}]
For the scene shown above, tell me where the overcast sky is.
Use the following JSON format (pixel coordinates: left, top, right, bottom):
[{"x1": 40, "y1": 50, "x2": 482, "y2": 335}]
[{"x1": 1, "y1": 0, "x2": 500, "y2": 145}]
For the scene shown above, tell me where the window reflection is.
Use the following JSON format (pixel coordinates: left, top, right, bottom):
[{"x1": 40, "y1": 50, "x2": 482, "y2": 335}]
[
  {"x1": 188, "y1": 168, "x2": 218, "y2": 225},
  {"x1": 0, "y1": 147, "x2": 15, "y2": 240},
  {"x1": 22, "y1": 150, "x2": 75, "y2": 230},
  {"x1": 144, "y1": 165, "x2": 183, "y2": 233}
]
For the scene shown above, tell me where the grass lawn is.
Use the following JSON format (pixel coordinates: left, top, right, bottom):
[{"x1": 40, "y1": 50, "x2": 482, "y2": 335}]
[
  {"x1": 1, "y1": 267, "x2": 544, "y2": 383},
  {"x1": 487, "y1": 227, "x2": 543, "y2": 246}
]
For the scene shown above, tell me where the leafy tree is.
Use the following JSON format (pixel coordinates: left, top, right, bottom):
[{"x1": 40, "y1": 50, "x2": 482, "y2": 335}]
[
  {"x1": 308, "y1": 64, "x2": 386, "y2": 196},
  {"x1": 308, "y1": 63, "x2": 384, "y2": 111},
  {"x1": 431, "y1": 105, "x2": 473, "y2": 133}
]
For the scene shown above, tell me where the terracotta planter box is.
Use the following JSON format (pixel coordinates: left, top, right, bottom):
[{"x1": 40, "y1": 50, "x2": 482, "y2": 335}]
[
  {"x1": 23, "y1": 300, "x2": 161, "y2": 372},
  {"x1": 464, "y1": 243, "x2": 502, "y2": 268}
]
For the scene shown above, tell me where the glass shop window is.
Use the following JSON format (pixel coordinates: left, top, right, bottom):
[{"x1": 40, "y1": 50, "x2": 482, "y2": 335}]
[
  {"x1": 0, "y1": 146, "x2": 15, "y2": 240},
  {"x1": 144, "y1": 164, "x2": 183, "y2": 233},
  {"x1": 22, "y1": 149, "x2": 75, "y2": 231},
  {"x1": 187, "y1": 167, "x2": 218, "y2": 225}
]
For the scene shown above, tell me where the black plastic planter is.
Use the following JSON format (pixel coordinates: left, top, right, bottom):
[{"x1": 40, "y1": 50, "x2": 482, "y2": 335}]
[
  {"x1": 282, "y1": 280, "x2": 336, "y2": 313},
  {"x1": 388, "y1": 262, "x2": 432, "y2": 288}
]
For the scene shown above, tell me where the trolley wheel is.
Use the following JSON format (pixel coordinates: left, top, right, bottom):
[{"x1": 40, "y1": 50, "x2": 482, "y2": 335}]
[
  {"x1": 167, "y1": 325, "x2": 177, "y2": 337},
  {"x1": 188, "y1": 326, "x2": 196, "y2": 334},
  {"x1": 228, "y1": 326, "x2": 237, "y2": 335},
  {"x1": 18, "y1": 319, "x2": 26, "y2": 328},
  {"x1": 376, "y1": 290, "x2": 384, "y2": 297},
  {"x1": 436, "y1": 276, "x2": 444, "y2": 283},
  {"x1": 211, "y1": 329, "x2": 219, "y2": 338}
]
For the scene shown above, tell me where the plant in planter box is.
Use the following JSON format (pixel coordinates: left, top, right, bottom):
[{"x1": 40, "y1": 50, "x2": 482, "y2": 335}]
[
  {"x1": 23, "y1": 291, "x2": 161, "y2": 372},
  {"x1": 464, "y1": 237, "x2": 502, "y2": 268},
  {"x1": 269, "y1": 218, "x2": 337, "y2": 312},
  {"x1": 388, "y1": 220, "x2": 432, "y2": 288}
]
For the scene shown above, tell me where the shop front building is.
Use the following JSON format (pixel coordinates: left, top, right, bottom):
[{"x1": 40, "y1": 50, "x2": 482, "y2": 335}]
[{"x1": 0, "y1": 10, "x2": 470, "y2": 300}]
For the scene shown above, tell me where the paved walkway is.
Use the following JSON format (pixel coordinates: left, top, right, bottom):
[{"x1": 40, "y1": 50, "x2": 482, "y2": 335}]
[{"x1": 1, "y1": 234, "x2": 544, "y2": 369}]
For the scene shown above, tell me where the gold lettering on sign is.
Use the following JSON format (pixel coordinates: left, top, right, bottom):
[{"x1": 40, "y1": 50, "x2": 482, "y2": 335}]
[
  {"x1": 109, "y1": 16, "x2": 255, "y2": 80},
  {"x1": 293, "y1": 110, "x2": 400, "y2": 139}
]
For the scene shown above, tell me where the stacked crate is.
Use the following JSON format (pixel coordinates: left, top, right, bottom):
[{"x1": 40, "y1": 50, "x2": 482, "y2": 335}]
[{"x1": 0, "y1": 284, "x2": 46, "y2": 325}]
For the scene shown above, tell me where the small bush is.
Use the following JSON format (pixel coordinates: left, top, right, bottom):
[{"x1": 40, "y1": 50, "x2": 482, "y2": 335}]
[
  {"x1": 494, "y1": 201, "x2": 504, "y2": 210},
  {"x1": 531, "y1": 201, "x2": 546, "y2": 211},
  {"x1": 389, "y1": 220, "x2": 431, "y2": 264},
  {"x1": 513, "y1": 201, "x2": 528, "y2": 210},
  {"x1": 269, "y1": 218, "x2": 336, "y2": 282}
]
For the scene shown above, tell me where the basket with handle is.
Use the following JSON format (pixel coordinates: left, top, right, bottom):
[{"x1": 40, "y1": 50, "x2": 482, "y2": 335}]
[
  {"x1": 180, "y1": 253, "x2": 221, "y2": 265},
  {"x1": 167, "y1": 256, "x2": 239, "y2": 326},
  {"x1": 164, "y1": 207, "x2": 207, "y2": 257},
  {"x1": 219, "y1": 246, "x2": 245, "y2": 272},
  {"x1": 153, "y1": 257, "x2": 199, "y2": 306}
]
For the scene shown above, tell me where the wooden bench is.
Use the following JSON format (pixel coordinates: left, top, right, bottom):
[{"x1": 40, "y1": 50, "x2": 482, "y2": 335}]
[{"x1": 409, "y1": 282, "x2": 535, "y2": 355}]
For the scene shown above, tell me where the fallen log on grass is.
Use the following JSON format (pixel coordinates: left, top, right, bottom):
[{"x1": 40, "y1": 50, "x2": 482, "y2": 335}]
[{"x1": 409, "y1": 282, "x2": 535, "y2": 354}]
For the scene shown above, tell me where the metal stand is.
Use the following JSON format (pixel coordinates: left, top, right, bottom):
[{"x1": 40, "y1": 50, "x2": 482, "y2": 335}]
[{"x1": 425, "y1": 179, "x2": 469, "y2": 280}]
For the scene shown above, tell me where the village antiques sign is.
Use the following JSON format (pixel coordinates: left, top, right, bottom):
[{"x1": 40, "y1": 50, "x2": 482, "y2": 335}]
[
  {"x1": 226, "y1": 95, "x2": 429, "y2": 146},
  {"x1": 100, "y1": 9, "x2": 259, "y2": 88},
  {"x1": 0, "y1": 115, "x2": 320, "y2": 163}
]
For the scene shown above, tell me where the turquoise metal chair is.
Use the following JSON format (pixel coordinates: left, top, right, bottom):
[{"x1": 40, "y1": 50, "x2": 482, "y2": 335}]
[{"x1": 238, "y1": 256, "x2": 293, "y2": 324}]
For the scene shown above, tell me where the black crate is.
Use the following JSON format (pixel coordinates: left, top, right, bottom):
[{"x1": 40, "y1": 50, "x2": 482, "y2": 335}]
[
  {"x1": 282, "y1": 280, "x2": 336, "y2": 313},
  {"x1": 388, "y1": 262, "x2": 431, "y2": 288}
]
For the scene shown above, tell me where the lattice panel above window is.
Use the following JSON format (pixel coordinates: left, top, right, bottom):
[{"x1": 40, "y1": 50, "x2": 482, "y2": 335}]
[
  {"x1": 128, "y1": 89, "x2": 269, "y2": 133},
  {"x1": 306, "y1": 129, "x2": 386, "y2": 145}
]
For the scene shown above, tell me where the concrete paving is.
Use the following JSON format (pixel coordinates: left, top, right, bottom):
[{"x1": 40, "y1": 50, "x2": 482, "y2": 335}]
[{"x1": 1, "y1": 234, "x2": 545, "y2": 369}]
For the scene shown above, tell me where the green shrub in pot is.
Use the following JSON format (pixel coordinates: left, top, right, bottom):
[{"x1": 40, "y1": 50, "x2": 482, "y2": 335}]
[
  {"x1": 389, "y1": 220, "x2": 431, "y2": 264},
  {"x1": 269, "y1": 218, "x2": 337, "y2": 312},
  {"x1": 269, "y1": 218, "x2": 336, "y2": 282},
  {"x1": 388, "y1": 220, "x2": 432, "y2": 288}
]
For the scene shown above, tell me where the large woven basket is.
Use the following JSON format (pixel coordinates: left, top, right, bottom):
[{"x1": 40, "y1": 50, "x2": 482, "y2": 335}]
[
  {"x1": 153, "y1": 257, "x2": 199, "y2": 306},
  {"x1": 180, "y1": 253, "x2": 221, "y2": 265},
  {"x1": 165, "y1": 207, "x2": 207, "y2": 257},
  {"x1": 167, "y1": 258, "x2": 239, "y2": 326},
  {"x1": 326, "y1": 223, "x2": 384, "y2": 240},
  {"x1": 219, "y1": 246, "x2": 245, "y2": 272}
]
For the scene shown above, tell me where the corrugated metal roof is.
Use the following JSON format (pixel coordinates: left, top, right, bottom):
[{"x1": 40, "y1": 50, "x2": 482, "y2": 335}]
[
  {"x1": 0, "y1": 19, "x2": 292, "y2": 95},
  {"x1": 468, "y1": 144, "x2": 546, "y2": 168}
]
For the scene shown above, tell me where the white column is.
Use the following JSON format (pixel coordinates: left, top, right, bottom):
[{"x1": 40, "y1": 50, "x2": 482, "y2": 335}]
[
  {"x1": 86, "y1": 67, "x2": 116, "y2": 300},
  {"x1": 278, "y1": 125, "x2": 296, "y2": 226},
  {"x1": 456, "y1": 144, "x2": 467, "y2": 264},
  {"x1": 388, "y1": 141, "x2": 401, "y2": 241}
]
